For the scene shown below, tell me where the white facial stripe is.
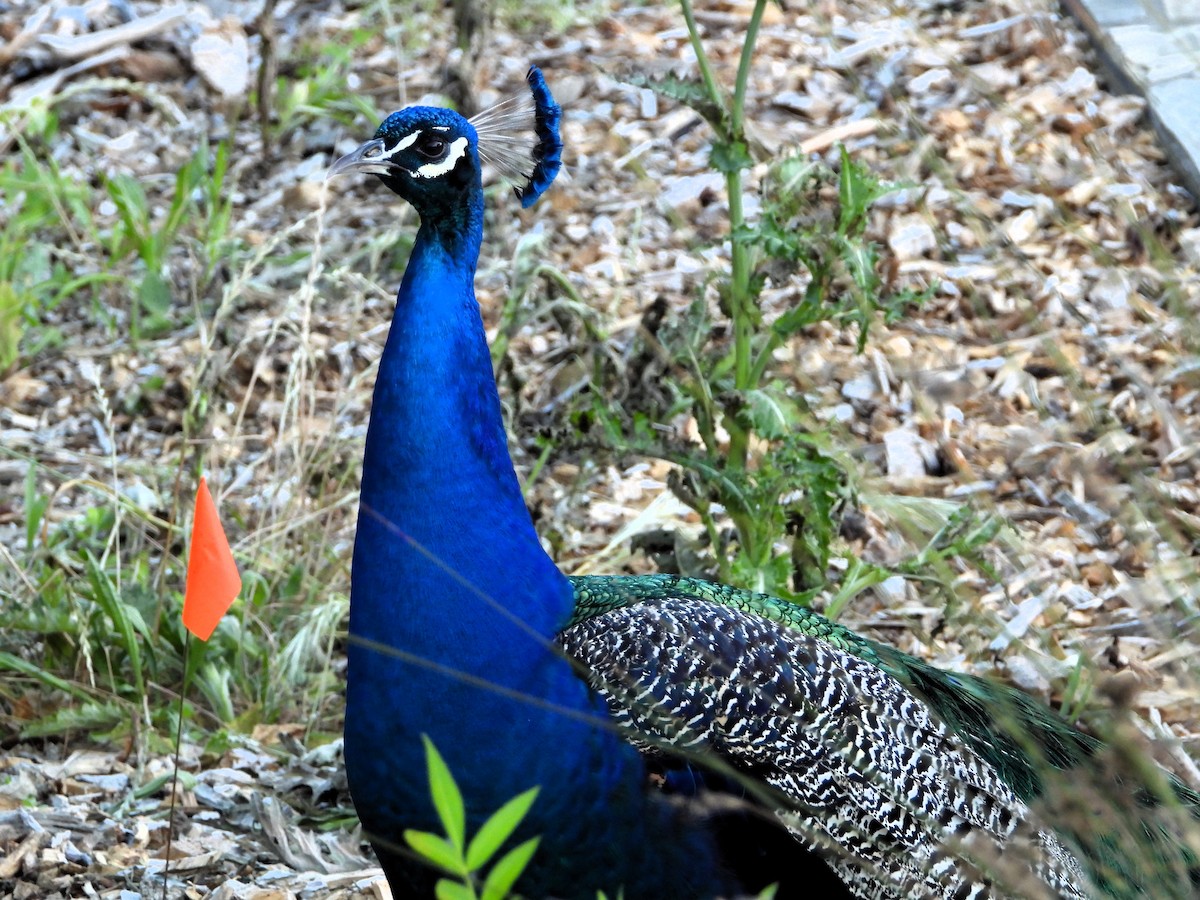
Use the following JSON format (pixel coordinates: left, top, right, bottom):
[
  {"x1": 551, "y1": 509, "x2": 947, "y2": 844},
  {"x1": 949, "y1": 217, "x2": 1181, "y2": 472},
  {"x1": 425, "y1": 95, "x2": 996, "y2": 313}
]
[
  {"x1": 413, "y1": 136, "x2": 469, "y2": 179},
  {"x1": 376, "y1": 130, "x2": 421, "y2": 161},
  {"x1": 431, "y1": 125, "x2": 450, "y2": 131}
]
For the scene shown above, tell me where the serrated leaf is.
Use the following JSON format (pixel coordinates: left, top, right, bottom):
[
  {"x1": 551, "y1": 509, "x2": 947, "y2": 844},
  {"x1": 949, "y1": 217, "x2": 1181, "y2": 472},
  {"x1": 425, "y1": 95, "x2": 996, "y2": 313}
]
[
  {"x1": 838, "y1": 237, "x2": 879, "y2": 293},
  {"x1": 435, "y1": 880, "x2": 475, "y2": 900},
  {"x1": 404, "y1": 829, "x2": 462, "y2": 875},
  {"x1": 710, "y1": 140, "x2": 752, "y2": 174},
  {"x1": 770, "y1": 154, "x2": 820, "y2": 196},
  {"x1": 621, "y1": 72, "x2": 724, "y2": 128},
  {"x1": 423, "y1": 736, "x2": 466, "y2": 852},
  {"x1": 837, "y1": 145, "x2": 891, "y2": 236},
  {"x1": 770, "y1": 293, "x2": 823, "y2": 338},
  {"x1": 466, "y1": 786, "x2": 540, "y2": 870},
  {"x1": 739, "y1": 387, "x2": 801, "y2": 440},
  {"x1": 481, "y1": 836, "x2": 540, "y2": 900}
]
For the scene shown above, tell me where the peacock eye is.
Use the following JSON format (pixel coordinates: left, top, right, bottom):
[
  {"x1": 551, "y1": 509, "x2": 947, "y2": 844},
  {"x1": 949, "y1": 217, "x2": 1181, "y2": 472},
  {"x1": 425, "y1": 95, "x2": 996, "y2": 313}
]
[{"x1": 417, "y1": 137, "x2": 447, "y2": 160}]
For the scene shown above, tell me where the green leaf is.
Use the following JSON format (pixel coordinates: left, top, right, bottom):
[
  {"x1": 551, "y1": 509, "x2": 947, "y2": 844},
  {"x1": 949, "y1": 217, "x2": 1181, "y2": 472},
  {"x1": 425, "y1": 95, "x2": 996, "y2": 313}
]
[
  {"x1": 0, "y1": 650, "x2": 93, "y2": 702},
  {"x1": 769, "y1": 296, "x2": 822, "y2": 340},
  {"x1": 466, "y1": 786, "x2": 539, "y2": 870},
  {"x1": 770, "y1": 154, "x2": 820, "y2": 198},
  {"x1": 85, "y1": 551, "x2": 145, "y2": 697},
  {"x1": 838, "y1": 238, "x2": 879, "y2": 294},
  {"x1": 166, "y1": 145, "x2": 205, "y2": 239},
  {"x1": 836, "y1": 144, "x2": 891, "y2": 237},
  {"x1": 21, "y1": 701, "x2": 126, "y2": 738},
  {"x1": 621, "y1": 72, "x2": 724, "y2": 129},
  {"x1": 423, "y1": 735, "x2": 467, "y2": 852},
  {"x1": 0, "y1": 282, "x2": 24, "y2": 370},
  {"x1": 404, "y1": 829, "x2": 463, "y2": 875},
  {"x1": 23, "y1": 459, "x2": 48, "y2": 557},
  {"x1": 106, "y1": 173, "x2": 149, "y2": 227},
  {"x1": 435, "y1": 881, "x2": 476, "y2": 900},
  {"x1": 710, "y1": 140, "x2": 752, "y2": 175},
  {"x1": 481, "y1": 836, "x2": 540, "y2": 900},
  {"x1": 135, "y1": 768, "x2": 196, "y2": 800},
  {"x1": 195, "y1": 660, "x2": 235, "y2": 722},
  {"x1": 738, "y1": 387, "x2": 801, "y2": 440},
  {"x1": 137, "y1": 270, "x2": 172, "y2": 317}
]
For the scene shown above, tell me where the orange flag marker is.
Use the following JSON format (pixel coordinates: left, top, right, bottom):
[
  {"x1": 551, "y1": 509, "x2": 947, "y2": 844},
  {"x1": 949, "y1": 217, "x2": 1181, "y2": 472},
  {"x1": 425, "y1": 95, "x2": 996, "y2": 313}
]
[{"x1": 182, "y1": 477, "x2": 241, "y2": 641}]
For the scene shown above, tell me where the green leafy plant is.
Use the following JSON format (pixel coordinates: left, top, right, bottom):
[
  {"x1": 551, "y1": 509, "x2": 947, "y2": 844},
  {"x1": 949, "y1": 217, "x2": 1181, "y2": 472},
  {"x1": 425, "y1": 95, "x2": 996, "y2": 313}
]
[
  {"x1": 540, "y1": 0, "x2": 931, "y2": 597},
  {"x1": 0, "y1": 145, "x2": 113, "y2": 368},
  {"x1": 104, "y1": 139, "x2": 235, "y2": 338},
  {"x1": 405, "y1": 736, "x2": 541, "y2": 900},
  {"x1": 0, "y1": 461, "x2": 344, "y2": 743},
  {"x1": 272, "y1": 32, "x2": 381, "y2": 142}
]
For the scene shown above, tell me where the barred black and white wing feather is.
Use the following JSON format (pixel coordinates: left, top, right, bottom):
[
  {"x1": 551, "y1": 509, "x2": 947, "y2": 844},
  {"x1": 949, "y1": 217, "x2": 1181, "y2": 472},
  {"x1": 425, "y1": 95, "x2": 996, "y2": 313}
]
[
  {"x1": 470, "y1": 67, "x2": 562, "y2": 207},
  {"x1": 560, "y1": 598, "x2": 1090, "y2": 900}
]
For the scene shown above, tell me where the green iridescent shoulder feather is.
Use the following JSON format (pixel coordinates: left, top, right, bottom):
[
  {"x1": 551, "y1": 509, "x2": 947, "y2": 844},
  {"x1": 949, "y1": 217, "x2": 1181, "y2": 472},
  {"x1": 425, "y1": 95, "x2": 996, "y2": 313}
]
[{"x1": 567, "y1": 573, "x2": 881, "y2": 663}]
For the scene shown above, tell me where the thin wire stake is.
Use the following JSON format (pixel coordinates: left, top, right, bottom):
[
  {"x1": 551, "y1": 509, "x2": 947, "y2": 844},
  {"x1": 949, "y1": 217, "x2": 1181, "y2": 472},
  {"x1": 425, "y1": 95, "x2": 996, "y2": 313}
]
[{"x1": 162, "y1": 634, "x2": 192, "y2": 900}]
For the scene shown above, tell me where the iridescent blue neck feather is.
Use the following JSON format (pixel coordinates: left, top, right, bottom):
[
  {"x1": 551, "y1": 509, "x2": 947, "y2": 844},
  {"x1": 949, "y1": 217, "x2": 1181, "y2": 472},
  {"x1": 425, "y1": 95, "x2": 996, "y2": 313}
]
[{"x1": 340, "y1": 91, "x2": 733, "y2": 898}]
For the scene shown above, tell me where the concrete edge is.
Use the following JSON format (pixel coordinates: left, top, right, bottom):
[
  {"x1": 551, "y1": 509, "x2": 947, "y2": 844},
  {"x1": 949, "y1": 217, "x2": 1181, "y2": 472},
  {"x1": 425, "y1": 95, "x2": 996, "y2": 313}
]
[{"x1": 1059, "y1": 0, "x2": 1200, "y2": 201}]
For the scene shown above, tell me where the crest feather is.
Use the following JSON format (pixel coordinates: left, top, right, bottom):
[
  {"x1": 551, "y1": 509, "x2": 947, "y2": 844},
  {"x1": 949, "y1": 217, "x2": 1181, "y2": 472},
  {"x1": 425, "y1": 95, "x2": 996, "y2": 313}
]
[{"x1": 471, "y1": 66, "x2": 562, "y2": 207}]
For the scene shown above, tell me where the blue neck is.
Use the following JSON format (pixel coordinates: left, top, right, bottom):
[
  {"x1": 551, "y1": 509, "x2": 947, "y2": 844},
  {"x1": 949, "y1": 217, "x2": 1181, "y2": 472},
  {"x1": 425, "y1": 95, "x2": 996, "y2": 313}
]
[
  {"x1": 345, "y1": 184, "x2": 731, "y2": 897},
  {"x1": 352, "y1": 194, "x2": 571, "y2": 639},
  {"x1": 347, "y1": 185, "x2": 627, "y2": 850}
]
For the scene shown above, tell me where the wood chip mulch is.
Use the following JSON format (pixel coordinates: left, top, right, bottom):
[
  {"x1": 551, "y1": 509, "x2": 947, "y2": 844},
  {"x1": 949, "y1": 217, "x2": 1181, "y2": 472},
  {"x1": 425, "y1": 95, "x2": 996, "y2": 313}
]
[{"x1": 1, "y1": 0, "x2": 1198, "y2": 895}]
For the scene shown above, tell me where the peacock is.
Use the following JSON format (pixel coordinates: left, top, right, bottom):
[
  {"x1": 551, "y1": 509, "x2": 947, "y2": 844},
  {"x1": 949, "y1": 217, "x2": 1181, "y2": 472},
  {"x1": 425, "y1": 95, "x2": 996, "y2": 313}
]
[{"x1": 328, "y1": 67, "x2": 1198, "y2": 899}]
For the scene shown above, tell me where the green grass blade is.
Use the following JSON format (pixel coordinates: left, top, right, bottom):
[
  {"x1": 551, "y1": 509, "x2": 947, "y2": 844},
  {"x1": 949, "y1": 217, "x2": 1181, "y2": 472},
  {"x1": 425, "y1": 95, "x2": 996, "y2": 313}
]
[
  {"x1": 84, "y1": 550, "x2": 145, "y2": 698},
  {"x1": 0, "y1": 650, "x2": 92, "y2": 701}
]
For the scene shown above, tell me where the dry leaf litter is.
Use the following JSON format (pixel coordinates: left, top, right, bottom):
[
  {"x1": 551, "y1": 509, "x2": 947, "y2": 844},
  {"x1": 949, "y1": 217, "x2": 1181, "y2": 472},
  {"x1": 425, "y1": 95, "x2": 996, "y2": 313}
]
[{"x1": 1, "y1": 0, "x2": 1199, "y2": 896}]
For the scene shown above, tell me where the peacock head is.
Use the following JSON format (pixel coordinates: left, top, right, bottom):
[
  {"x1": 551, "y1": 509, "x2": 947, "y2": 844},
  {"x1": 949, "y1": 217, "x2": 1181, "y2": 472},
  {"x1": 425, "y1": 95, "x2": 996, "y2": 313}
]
[
  {"x1": 329, "y1": 66, "x2": 563, "y2": 215},
  {"x1": 330, "y1": 107, "x2": 479, "y2": 213}
]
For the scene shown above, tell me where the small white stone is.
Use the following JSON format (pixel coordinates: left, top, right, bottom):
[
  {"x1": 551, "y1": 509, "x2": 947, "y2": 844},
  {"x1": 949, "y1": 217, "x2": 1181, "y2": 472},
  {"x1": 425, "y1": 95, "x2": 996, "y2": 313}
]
[
  {"x1": 1058, "y1": 66, "x2": 1097, "y2": 95},
  {"x1": 909, "y1": 66, "x2": 951, "y2": 94},
  {"x1": 1179, "y1": 228, "x2": 1200, "y2": 266},
  {"x1": 1005, "y1": 656, "x2": 1050, "y2": 695},
  {"x1": 990, "y1": 592, "x2": 1049, "y2": 650},
  {"x1": 841, "y1": 374, "x2": 877, "y2": 402},
  {"x1": 883, "y1": 428, "x2": 936, "y2": 478},
  {"x1": 658, "y1": 173, "x2": 723, "y2": 211},
  {"x1": 1003, "y1": 209, "x2": 1040, "y2": 245},
  {"x1": 1059, "y1": 583, "x2": 1102, "y2": 610},
  {"x1": 887, "y1": 216, "x2": 937, "y2": 260},
  {"x1": 591, "y1": 215, "x2": 616, "y2": 239},
  {"x1": 1089, "y1": 269, "x2": 1132, "y2": 310},
  {"x1": 191, "y1": 17, "x2": 249, "y2": 99},
  {"x1": 876, "y1": 575, "x2": 908, "y2": 603},
  {"x1": 1101, "y1": 182, "x2": 1143, "y2": 200}
]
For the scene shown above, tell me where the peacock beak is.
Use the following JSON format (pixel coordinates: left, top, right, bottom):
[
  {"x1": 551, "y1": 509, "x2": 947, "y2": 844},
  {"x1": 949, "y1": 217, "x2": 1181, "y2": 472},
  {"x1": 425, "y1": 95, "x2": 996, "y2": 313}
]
[{"x1": 328, "y1": 139, "x2": 396, "y2": 179}]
